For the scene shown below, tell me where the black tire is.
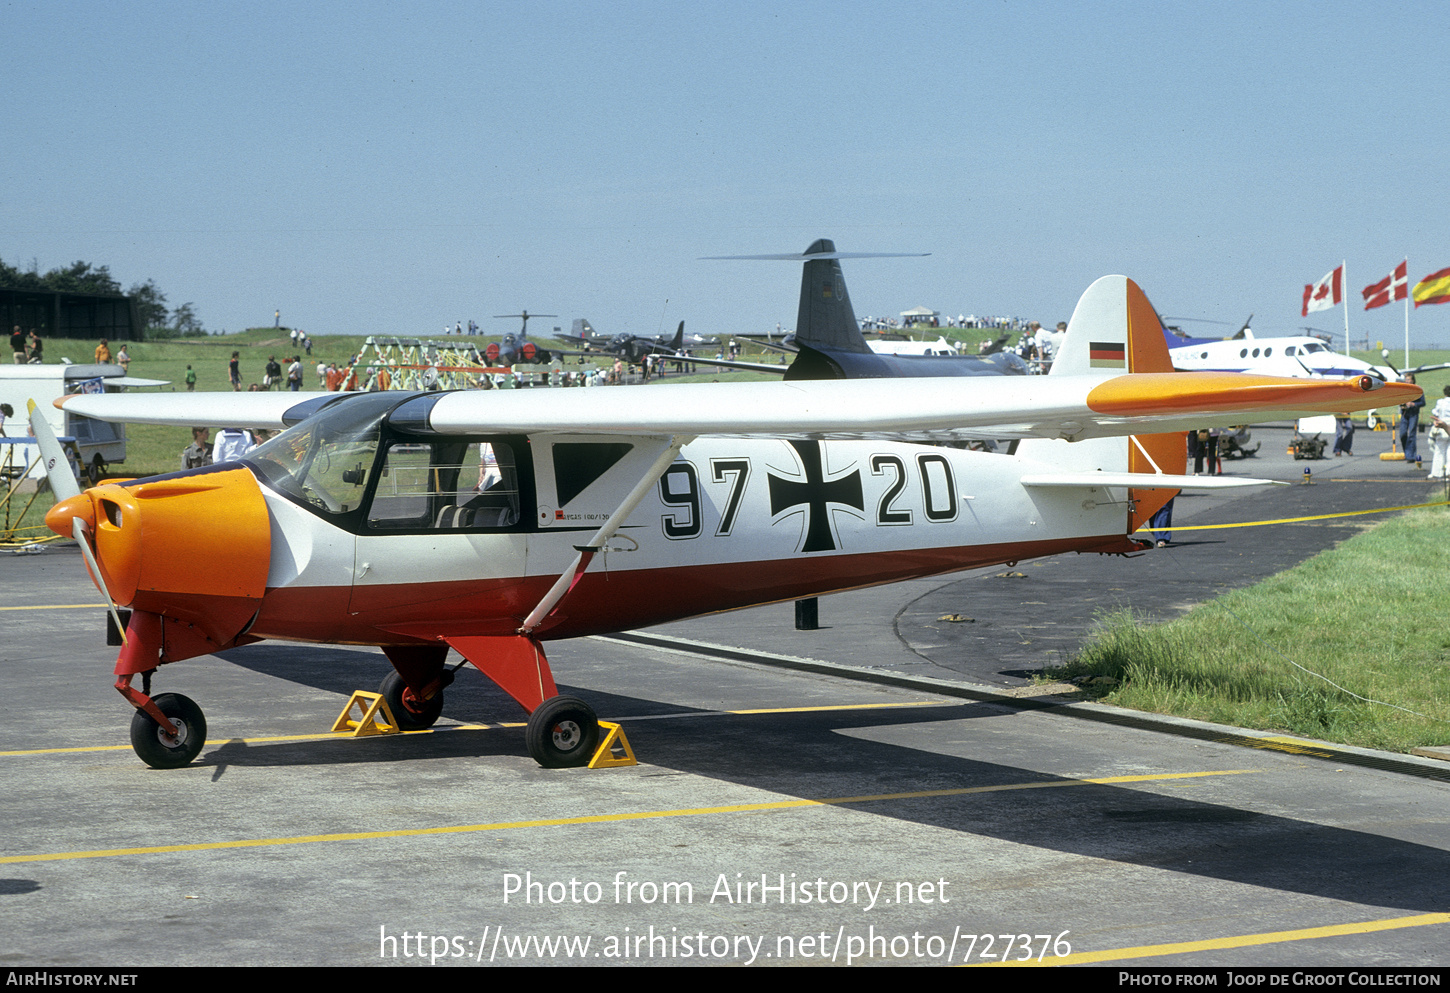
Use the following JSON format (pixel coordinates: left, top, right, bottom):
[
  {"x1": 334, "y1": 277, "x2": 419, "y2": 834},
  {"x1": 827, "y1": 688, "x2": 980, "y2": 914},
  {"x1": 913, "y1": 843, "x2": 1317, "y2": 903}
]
[
  {"x1": 380, "y1": 671, "x2": 444, "y2": 731},
  {"x1": 87, "y1": 455, "x2": 105, "y2": 486},
  {"x1": 129, "y1": 693, "x2": 207, "y2": 769},
  {"x1": 525, "y1": 696, "x2": 600, "y2": 768}
]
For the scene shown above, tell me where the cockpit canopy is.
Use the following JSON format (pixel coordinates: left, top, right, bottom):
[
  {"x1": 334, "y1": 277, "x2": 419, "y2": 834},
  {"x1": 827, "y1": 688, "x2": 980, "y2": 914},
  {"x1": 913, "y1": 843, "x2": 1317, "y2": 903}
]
[{"x1": 244, "y1": 391, "x2": 532, "y2": 534}]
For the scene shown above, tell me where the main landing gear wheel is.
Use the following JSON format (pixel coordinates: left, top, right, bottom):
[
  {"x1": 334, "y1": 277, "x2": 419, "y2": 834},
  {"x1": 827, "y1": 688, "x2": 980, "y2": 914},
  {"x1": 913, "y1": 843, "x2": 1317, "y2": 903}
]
[
  {"x1": 525, "y1": 696, "x2": 600, "y2": 768},
  {"x1": 129, "y1": 693, "x2": 207, "y2": 769},
  {"x1": 379, "y1": 671, "x2": 444, "y2": 731}
]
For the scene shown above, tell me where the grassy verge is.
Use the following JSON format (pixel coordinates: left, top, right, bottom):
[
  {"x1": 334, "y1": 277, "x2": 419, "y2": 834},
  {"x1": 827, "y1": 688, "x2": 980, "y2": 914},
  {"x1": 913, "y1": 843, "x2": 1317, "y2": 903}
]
[{"x1": 1044, "y1": 508, "x2": 1450, "y2": 753}]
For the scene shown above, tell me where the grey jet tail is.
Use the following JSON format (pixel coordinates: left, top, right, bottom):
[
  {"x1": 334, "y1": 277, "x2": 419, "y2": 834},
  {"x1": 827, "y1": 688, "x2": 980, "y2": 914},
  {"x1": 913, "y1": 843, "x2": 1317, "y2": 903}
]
[{"x1": 794, "y1": 239, "x2": 872, "y2": 355}]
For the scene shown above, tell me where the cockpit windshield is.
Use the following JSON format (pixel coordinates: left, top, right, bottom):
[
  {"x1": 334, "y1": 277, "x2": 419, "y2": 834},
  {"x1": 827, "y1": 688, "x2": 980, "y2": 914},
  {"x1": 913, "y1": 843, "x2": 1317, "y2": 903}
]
[{"x1": 245, "y1": 393, "x2": 402, "y2": 519}]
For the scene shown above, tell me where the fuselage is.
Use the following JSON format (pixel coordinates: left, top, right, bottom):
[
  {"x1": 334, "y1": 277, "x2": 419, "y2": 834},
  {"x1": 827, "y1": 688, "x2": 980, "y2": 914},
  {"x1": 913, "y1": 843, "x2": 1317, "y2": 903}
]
[
  {"x1": 249, "y1": 433, "x2": 1132, "y2": 646},
  {"x1": 783, "y1": 344, "x2": 1028, "y2": 380},
  {"x1": 65, "y1": 388, "x2": 1138, "y2": 656},
  {"x1": 1169, "y1": 336, "x2": 1393, "y2": 381}
]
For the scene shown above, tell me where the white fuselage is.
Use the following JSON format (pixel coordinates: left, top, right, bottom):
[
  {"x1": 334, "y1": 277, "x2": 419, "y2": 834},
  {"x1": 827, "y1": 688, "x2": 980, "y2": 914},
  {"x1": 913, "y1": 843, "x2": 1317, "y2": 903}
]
[{"x1": 1169, "y1": 335, "x2": 1393, "y2": 381}]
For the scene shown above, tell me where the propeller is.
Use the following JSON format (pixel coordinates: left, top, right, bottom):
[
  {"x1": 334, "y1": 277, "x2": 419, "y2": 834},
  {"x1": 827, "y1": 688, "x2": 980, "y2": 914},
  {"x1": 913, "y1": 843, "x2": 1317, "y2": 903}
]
[
  {"x1": 26, "y1": 399, "x2": 80, "y2": 501},
  {"x1": 71, "y1": 515, "x2": 127, "y2": 645},
  {"x1": 27, "y1": 400, "x2": 126, "y2": 643}
]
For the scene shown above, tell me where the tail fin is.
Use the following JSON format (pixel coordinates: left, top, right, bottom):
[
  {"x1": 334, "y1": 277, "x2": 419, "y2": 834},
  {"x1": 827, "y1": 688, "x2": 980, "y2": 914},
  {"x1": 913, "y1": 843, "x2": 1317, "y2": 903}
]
[
  {"x1": 1020, "y1": 275, "x2": 1185, "y2": 535},
  {"x1": 794, "y1": 239, "x2": 871, "y2": 354},
  {"x1": 669, "y1": 321, "x2": 684, "y2": 351},
  {"x1": 572, "y1": 318, "x2": 595, "y2": 339},
  {"x1": 1049, "y1": 275, "x2": 1175, "y2": 376},
  {"x1": 703, "y1": 240, "x2": 925, "y2": 354}
]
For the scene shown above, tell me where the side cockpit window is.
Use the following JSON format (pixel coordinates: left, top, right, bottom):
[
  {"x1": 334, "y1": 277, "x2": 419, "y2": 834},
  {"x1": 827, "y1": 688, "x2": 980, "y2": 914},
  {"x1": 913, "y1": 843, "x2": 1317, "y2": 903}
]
[{"x1": 368, "y1": 438, "x2": 523, "y2": 531}]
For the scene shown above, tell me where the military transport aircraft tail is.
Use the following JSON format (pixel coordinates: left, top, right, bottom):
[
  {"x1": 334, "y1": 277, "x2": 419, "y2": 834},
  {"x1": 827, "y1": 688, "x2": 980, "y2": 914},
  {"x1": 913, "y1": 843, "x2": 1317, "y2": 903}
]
[
  {"x1": 703, "y1": 240, "x2": 927, "y2": 357},
  {"x1": 791, "y1": 239, "x2": 874, "y2": 354}
]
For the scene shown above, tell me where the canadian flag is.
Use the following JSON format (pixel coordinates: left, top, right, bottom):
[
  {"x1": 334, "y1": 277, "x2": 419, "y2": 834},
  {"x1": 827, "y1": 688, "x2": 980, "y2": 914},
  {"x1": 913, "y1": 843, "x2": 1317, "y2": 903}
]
[
  {"x1": 1362, "y1": 261, "x2": 1409, "y2": 310},
  {"x1": 1302, "y1": 265, "x2": 1343, "y2": 316}
]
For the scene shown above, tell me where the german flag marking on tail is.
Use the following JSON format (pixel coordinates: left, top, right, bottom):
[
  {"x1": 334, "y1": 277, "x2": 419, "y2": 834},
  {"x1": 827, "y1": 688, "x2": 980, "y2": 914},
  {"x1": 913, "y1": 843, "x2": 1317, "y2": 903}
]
[{"x1": 1089, "y1": 341, "x2": 1126, "y2": 368}]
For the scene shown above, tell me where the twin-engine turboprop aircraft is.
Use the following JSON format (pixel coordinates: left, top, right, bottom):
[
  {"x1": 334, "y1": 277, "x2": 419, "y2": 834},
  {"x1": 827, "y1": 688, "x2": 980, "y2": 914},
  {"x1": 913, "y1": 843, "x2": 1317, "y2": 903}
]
[{"x1": 43, "y1": 276, "x2": 1417, "y2": 771}]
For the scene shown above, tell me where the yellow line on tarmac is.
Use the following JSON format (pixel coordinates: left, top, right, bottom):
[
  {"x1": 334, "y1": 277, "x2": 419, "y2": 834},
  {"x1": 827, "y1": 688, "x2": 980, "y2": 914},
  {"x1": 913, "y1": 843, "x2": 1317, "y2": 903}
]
[
  {"x1": 985, "y1": 912, "x2": 1450, "y2": 966},
  {"x1": 0, "y1": 769, "x2": 1253, "y2": 864},
  {"x1": 0, "y1": 602, "x2": 106, "y2": 611},
  {"x1": 0, "y1": 701, "x2": 956, "y2": 757},
  {"x1": 1134, "y1": 498, "x2": 1450, "y2": 533}
]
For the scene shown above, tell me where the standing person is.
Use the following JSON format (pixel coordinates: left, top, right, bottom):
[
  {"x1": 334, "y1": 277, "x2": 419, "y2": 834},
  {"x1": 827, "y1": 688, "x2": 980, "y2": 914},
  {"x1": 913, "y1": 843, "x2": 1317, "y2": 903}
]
[
  {"x1": 116, "y1": 344, "x2": 130, "y2": 371},
  {"x1": 1190, "y1": 429, "x2": 1207, "y2": 474},
  {"x1": 1399, "y1": 374, "x2": 1424, "y2": 465},
  {"x1": 264, "y1": 355, "x2": 281, "y2": 389},
  {"x1": 0, "y1": 403, "x2": 12, "y2": 436},
  {"x1": 228, "y1": 351, "x2": 241, "y2": 391},
  {"x1": 185, "y1": 365, "x2": 196, "y2": 391},
  {"x1": 212, "y1": 427, "x2": 255, "y2": 462},
  {"x1": 1207, "y1": 426, "x2": 1222, "y2": 475},
  {"x1": 1149, "y1": 496, "x2": 1175, "y2": 548},
  {"x1": 181, "y1": 428, "x2": 212, "y2": 470},
  {"x1": 287, "y1": 355, "x2": 303, "y2": 391},
  {"x1": 95, "y1": 339, "x2": 111, "y2": 364},
  {"x1": 27, "y1": 331, "x2": 42, "y2": 363},
  {"x1": 10, "y1": 326, "x2": 25, "y2": 364},
  {"x1": 1429, "y1": 387, "x2": 1450, "y2": 479},
  {"x1": 1333, "y1": 414, "x2": 1355, "y2": 456}
]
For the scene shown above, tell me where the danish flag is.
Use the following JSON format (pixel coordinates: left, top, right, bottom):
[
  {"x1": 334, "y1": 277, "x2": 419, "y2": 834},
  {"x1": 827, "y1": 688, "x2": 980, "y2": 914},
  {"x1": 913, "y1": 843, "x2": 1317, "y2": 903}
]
[
  {"x1": 1302, "y1": 265, "x2": 1343, "y2": 316},
  {"x1": 1362, "y1": 261, "x2": 1408, "y2": 310}
]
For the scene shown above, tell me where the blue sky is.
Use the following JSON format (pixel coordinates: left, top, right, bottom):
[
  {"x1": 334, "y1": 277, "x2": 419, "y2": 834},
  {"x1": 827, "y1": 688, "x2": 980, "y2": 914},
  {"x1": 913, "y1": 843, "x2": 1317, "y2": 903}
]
[{"x1": 4, "y1": 1, "x2": 1447, "y2": 345}]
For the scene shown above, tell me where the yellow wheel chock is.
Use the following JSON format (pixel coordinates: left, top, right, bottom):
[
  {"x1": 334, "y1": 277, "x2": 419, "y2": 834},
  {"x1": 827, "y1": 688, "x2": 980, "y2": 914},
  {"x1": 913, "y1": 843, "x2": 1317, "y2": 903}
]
[
  {"x1": 588, "y1": 721, "x2": 636, "y2": 768},
  {"x1": 332, "y1": 691, "x2": 402, "y2": 737}
]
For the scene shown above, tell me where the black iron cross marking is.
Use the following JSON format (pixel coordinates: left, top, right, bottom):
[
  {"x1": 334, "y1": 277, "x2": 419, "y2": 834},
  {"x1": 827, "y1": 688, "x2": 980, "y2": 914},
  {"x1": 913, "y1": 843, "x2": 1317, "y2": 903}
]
[{"x1": 767, "y1": 441, "x2": 863, "y2": 553}]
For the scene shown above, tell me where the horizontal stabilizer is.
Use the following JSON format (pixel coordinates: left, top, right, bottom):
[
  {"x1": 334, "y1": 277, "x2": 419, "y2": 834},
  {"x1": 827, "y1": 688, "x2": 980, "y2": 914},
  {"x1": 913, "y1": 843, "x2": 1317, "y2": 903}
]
[
  {"x1": 701, "y1": 252, "x2": 928, "y2": 261},
  {"x1": 1020, "y1": 472, "x2": 1284, "y2": 490}
]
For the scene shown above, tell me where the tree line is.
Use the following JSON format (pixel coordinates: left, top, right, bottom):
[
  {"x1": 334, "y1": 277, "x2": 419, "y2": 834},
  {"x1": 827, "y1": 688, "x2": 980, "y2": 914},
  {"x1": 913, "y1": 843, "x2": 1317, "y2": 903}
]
[{"x1": 0, "y1": 257, "x2": 206, "y2": 338}]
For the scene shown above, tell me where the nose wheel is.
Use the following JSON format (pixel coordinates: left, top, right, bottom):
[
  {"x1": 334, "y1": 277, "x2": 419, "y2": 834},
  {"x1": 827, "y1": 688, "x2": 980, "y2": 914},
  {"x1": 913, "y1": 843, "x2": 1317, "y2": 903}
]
[
  {"x1": 129, "y1": 693, "x2": 207, "y2": 769},
  {"x1": 525, "y1": 696, "x2": 600, "y2": 768}
]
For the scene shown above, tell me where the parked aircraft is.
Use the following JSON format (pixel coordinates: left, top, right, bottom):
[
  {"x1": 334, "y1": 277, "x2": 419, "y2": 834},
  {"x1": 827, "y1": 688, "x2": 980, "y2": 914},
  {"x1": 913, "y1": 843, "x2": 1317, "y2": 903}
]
[
  {"x1": 41, "y1": 276, "x2": 1412, "y2": 771},
  {"x1": 555, "y1": 320, "x2": 714, "y2": 363},
  {"x1": 488, "y1": 312, "x2": 559, "y2": 366},
  {"x1": 1164, "y1": 321, "x2": 1448, "y2": 382},
  {"x1": 690, "y1": 240, "x2": 1028, "y2": 379}
]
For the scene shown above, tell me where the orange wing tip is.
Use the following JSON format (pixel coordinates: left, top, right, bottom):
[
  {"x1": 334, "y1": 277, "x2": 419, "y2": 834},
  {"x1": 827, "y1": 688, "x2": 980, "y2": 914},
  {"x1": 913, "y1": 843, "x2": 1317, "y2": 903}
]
[{"x1": 1087, "y1": 374, "x2": 1421, "y2": 416}]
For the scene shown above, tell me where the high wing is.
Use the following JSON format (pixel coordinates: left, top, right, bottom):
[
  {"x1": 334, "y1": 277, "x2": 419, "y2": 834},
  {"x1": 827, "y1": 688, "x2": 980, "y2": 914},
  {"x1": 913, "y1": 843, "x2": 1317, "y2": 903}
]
[
  {"x1": 58, "y1": 276, "x2": 1419, "y2": 439},
  {"x1": 61, "y1": 370, "x2": 1412, "y2": 442}
]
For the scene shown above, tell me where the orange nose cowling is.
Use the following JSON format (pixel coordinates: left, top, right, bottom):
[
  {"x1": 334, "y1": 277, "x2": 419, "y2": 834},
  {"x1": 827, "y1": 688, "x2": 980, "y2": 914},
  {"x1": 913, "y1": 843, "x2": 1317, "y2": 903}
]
[
  {"x1": 90, "y1": 468, "x2": 272, "y2": 647},
  {"x1": 45, "y1": 493, "x2": 96, "y2": 539}
]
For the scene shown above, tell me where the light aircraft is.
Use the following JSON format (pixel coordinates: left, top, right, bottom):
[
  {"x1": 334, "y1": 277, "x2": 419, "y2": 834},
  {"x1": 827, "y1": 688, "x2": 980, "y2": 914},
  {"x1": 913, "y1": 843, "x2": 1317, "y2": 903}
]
[
  {"x1": 686, "y1": 240, "x2": 1029, "y2": 380},
  {"x1": 40, "y1": 276, "x2": 1414, "y2": 771},
  {"x1": 1164, "y1": 321, "x2": 1448, "y2": 382}
]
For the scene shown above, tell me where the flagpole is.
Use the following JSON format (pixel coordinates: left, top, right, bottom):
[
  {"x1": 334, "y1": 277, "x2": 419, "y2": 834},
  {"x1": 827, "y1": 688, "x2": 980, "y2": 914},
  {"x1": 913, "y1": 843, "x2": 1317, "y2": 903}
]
[
  {"x1": 1342, "y1": 259, "x2": 1351, "y2": 355},
  {"x1": 1404, "y1": 257, "x2": 1410, "y2": 370}
]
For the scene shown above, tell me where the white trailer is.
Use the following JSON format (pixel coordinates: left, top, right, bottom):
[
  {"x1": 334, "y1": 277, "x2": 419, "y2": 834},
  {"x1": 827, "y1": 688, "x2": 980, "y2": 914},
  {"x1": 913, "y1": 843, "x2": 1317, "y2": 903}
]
[{"x1": 0, "y1": 364, "x2": 168, "y2": 483}]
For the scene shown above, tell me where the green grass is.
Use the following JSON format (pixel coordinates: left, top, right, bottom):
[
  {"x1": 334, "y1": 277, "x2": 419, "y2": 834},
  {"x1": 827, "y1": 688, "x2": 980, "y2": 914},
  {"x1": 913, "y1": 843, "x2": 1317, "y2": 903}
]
[{"x1": 1045, "y1": 507, "x2": 1450, "y2": 753}]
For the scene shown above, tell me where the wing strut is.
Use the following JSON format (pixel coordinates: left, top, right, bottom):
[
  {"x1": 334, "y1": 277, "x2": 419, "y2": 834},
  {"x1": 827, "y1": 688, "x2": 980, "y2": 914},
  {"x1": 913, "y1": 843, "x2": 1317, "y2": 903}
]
[{"x1": 519, "y1": 434, "x2": 695, "y2": 634}]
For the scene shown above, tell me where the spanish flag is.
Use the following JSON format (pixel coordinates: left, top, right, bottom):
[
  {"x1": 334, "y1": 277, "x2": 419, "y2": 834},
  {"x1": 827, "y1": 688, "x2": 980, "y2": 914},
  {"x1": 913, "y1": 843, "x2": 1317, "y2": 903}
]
[{"x1": 1412, "y1": 266, "x2": 1450, "y2": 308}]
